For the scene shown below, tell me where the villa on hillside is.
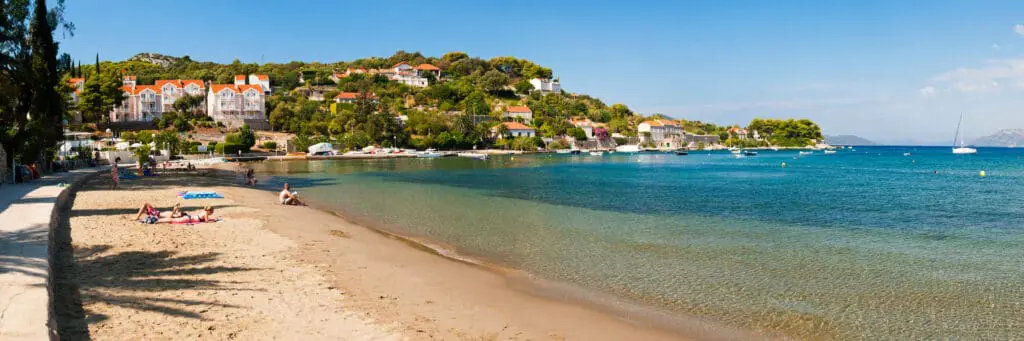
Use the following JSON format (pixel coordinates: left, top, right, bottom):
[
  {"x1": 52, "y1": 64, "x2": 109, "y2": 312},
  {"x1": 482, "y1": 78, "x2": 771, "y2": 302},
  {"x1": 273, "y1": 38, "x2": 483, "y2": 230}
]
[
  {"x1": 569, "y1": 117, "x2": 609, "y2": 139},
  {"x1": 492, "y1": 121, "x2": 535, "y2": 139},
  {"x1": 334, "y1": 92, "x2": 377, "y2": 104},
  {"x1": 111, "y1": 84, "x2": 162, "y2": 122},
  {"x1": 207, "y1": 83, "x2": 268, "y2": 129},
  {"x1": 638, "y1": 119, "x2": 683, "y2": 143},
  {"x1": 727, "y1": 126, "x2": 749, "y2": 139},
  {"x1": 503, "y1": 106, "x2": 533, "y2": 121},
  {"x1": 156, "y1": 79, "x2": 206, "y2": 112},
  {"x1": 530, "y1": 78, "x2": 561, "y2": 93},
  {"x1": 247, "y1": 74, "x2": 271, "y2": 95}
]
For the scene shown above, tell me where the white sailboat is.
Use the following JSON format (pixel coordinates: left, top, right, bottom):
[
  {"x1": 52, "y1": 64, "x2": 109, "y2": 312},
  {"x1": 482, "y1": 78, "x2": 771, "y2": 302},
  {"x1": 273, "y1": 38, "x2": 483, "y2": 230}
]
[{"x1": 952, "y1": 112, "x2": 977, "y2": 155}]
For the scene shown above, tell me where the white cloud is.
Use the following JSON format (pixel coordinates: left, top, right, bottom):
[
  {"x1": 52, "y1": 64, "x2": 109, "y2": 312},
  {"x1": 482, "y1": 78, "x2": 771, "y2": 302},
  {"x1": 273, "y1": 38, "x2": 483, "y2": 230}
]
[
  {"x1": 992, "y1": 44, "x2": 1002, "y2": 50},
  {"x1": 930, "y1": 57, "x2": 1024, "y2": 93},
  {"x1": 919, "y1": 86, "x2": 936, "y2": 98},
  {"x1": 1015, "y1": 24, "x2": 1024, "y2": 36}
]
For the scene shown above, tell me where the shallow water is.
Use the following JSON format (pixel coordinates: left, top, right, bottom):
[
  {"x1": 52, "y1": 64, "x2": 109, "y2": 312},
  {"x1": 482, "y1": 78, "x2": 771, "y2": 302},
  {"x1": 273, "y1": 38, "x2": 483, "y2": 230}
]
[{"x1": 255, "y1": 147, "x2": 1024, "y2": 340}]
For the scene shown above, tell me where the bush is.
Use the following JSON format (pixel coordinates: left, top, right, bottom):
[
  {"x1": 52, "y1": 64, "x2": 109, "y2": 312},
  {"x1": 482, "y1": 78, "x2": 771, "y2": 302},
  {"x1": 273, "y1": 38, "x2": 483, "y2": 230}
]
[
  {"x1": 613, "y1": 137, "x2": 628, "y2": 145},
  {"x1": 262, "y1": 141, "x2": 278, "y2": 150},
  {"x1": 215, "y1": 142, "x2": 247, "y2": 155},
  {"x1": 548, "y1": 140, "x2": 570, "y2": 150}
]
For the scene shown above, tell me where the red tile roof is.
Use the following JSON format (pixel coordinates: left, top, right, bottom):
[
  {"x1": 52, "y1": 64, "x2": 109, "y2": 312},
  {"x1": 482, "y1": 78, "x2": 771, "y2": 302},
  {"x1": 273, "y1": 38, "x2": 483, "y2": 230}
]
[
  {"x1": 414, "y1": 63, "x2": 440, "y2": 71},
  {"x1": 211, "y1": 84, "x2": 263, "y2": 94},
  {"x1": 254, "y1": 74, "x2": 269, "y2": 81},
  {"x1": 68, "y1": 78, "x2": 84, "y2": 85},
  {"x1": 181, "y1": 79, "x2": 205, "y2": 88},
  {"x1": 392, "y1": 62, "x2": 410, "y2": 68},
  {"x1": 500, "y1": 122, "x2": 534, "y2": 130},
  {"x1": 234, "y1": 75, "x2": 246, "y2": 81},
  {"x1": 238, "y1": 84, "x2": 263, "y2": 93},
  {"x1": 335, "y1": 92, "x2": 376, "y2": 99},
  {"x1": 132, "y1": 85, "x2": 161, "y2": 95},
  {"x1": 506, "y1": 105, "x2": 532, "y2": 113},
  {"x1": 155, "y1": 79, "x2": 182, "y2": 89}
]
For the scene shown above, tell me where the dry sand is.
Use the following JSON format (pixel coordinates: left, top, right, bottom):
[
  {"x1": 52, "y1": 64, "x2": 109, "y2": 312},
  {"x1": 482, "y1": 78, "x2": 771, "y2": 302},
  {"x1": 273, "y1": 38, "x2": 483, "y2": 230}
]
[{"x1": 62, "y1": 170, "x2": 693, "y2": 340}]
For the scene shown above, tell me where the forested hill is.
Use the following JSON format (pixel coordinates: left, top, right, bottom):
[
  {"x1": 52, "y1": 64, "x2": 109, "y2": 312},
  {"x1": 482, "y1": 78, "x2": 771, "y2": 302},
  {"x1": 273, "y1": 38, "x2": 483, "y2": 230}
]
[{"x1": 76, "y1": 51, "x2": 823, "y2": 149}]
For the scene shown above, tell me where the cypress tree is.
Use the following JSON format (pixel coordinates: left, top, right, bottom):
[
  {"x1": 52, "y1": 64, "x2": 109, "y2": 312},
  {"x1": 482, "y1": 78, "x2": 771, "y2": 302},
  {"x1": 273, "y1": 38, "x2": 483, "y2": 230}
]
[
  {"x1": 95, "y1": 53, "x2": 100, "y2": 74},
  {"x1": 28, "y1": 0, "x2": 63, "y2": 171}
]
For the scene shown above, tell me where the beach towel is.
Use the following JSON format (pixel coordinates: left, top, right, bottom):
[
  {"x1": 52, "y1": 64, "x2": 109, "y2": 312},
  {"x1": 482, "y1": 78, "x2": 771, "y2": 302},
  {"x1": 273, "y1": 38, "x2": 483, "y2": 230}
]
[{"x1": 180, "y1": 191, "x2": 224, "y2": 199}]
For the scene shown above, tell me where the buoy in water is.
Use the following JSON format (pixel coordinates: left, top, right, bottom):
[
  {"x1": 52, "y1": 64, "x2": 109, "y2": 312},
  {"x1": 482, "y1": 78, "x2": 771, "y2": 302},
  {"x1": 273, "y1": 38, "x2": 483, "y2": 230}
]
[
  {"x1": 781, "y1": 162, "x2": 787, "y2": 168},
  {"x1": 980, "y1": 170, "x2": 986, "y2": 177}
]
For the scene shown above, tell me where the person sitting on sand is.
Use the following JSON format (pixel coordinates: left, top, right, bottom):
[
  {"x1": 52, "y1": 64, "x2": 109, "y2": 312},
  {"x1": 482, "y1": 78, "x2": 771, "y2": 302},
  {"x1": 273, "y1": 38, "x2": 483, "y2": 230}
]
[
  {"x1": 134, "y1": 202, "x2": 182, "y2": 222},
  {"x1": 279, "y1": 183, "x2": 305, "y2": 206}
]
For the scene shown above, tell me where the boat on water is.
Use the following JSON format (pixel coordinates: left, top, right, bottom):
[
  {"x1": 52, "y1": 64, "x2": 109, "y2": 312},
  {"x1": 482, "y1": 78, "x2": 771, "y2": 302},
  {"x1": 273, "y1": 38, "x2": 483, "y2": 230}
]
[
  {"x1": 589, "y1": 151, "x2": 604, "y2": 156},
  {"x1": 729, "y1": 147, "x2": 741, "y2": 154},
  {"x1": 952, "y1": 112, "x2": 977, "y2": 154},
  {"x1": 743, "y1": 150, "x2": 758, "y2": 156},
  {"x1": 770, "y1": 147, "x2": 780, "y2": 151},
  {"x1": 418, "y1": 151, "x2": 442, "y2": 158},
  {"x1": 824, "y1": 150, "x2": 837, "y2": 155},
  {"x1": 457, "y1": 152, "x2": 488, "y2": 160},
  {"x1": 615, "y1": 144, "x2": 641, "y2": 153},
  {"x1": 799, "y1": 151, "x2": 814, "y2": 156},
  {"x1": 903, "y1": 152, "x2": 911, "y2": 156},
  {"x1": 555, "y1": 149, "x2": 572, "y2": 154},
  {"x1": 674, "y1": 148, "x2": 689, "y2": 155}
]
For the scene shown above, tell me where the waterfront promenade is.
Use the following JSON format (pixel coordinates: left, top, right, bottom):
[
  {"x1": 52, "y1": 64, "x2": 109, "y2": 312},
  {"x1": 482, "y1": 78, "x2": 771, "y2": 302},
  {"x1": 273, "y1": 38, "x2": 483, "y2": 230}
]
[{"x1": 0, "y1": 168, "x2": 100, "y2": 340}]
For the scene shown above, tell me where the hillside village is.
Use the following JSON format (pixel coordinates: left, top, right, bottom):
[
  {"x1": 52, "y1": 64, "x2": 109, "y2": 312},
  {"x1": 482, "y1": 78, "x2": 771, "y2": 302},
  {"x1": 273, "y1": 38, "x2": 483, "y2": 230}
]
[{"x1": 61, "y1": 51, "x2": 823, "y2": 157}]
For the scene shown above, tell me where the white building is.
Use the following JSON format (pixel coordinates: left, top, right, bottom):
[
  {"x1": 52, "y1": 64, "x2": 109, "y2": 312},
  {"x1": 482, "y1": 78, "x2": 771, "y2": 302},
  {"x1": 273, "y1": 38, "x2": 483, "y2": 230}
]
[
  {"x1": 334, "y1": 92, "x2": 377, "y2": 104},
  {"x1": 529, "y1": 78, "x2": 561, "y2": 93},
  {"x1": 207, "y1": 84, "x2": 267, "y2": 129},
  {"x1": 155, "y1": 79, "x2": 205, "y2": 112},
  {"x1": 387, "y1": 62, "x2": 430, "y2": 87},
  {"x1": 492, "y1": 122, "x2": 536, "y2": 139},
  {"x1": 503, "y1": 106, "x2": 533, "y2": 122},
  {"x1": 638, "y1": 119, "x2": 684, "y2": 144},
  {"x1": 248, "y1": 74, "x2": 271, "y2": 95},
  {"x1": 111, "y1": 85, "x2": 162, "y2": 122}
]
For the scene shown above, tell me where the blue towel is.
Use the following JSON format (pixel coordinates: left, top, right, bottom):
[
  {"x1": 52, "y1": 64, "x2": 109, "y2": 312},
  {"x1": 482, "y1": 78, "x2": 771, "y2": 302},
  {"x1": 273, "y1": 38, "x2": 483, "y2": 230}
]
[{"x1": 181, "y1": 191, "x2": 224, "y2": 199}]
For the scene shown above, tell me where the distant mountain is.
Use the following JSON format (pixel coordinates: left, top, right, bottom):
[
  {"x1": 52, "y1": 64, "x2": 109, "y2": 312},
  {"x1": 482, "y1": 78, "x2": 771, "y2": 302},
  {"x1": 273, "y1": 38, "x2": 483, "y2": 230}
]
[
  {"x1": 825, "y1": 135, "x2": 875, "y2": 146},
  {"x1": 971, "y1": 128, "x2": 1024, "y2": 147}
]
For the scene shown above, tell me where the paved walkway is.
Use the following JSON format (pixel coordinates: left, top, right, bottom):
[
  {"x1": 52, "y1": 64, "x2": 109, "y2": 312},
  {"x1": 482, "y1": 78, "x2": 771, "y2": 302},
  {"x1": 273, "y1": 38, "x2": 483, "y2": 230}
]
[{"x1": 0, "y1": 168, "x2": 101, "y2": 341}]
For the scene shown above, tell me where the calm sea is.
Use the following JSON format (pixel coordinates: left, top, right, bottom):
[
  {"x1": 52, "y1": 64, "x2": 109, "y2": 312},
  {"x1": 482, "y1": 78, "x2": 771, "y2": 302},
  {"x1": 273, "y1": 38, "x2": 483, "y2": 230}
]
[{"x1": 254, "y1": 146, "x2": 1024, "y2": 340}]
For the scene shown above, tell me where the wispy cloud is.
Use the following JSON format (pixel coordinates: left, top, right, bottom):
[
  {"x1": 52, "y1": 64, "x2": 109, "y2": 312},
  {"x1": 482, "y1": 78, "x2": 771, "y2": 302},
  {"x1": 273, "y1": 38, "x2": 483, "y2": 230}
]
[
  {"x1": 919, "y1": 86, "x2": 936, "y2": 98},
  {"x1": 1015, "y1": 24, "x2": 1024, "y2": 36},
  {"x1": 929, "y1": 57, "x2": 1024, "y2": 93},
  {"x1": 992, "y1": 44, "x2": 1002, "y2": 50}
]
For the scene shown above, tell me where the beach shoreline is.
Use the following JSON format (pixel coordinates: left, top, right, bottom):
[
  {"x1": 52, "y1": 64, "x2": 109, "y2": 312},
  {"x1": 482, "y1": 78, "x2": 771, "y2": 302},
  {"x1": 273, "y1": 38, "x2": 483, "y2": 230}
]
[{"x1": 58, "y1": 168, "x2": 746, "y2": 340}]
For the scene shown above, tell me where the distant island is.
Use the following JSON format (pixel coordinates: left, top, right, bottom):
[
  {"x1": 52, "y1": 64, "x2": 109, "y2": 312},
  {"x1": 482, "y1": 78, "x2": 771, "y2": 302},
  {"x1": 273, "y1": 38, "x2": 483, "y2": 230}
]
[
  {"x1": 824, "y1": 135, "x2": 875, "y2": 146},
  {"x1": 971, "y1": 128, "x2": 1024, "y2": 147}
]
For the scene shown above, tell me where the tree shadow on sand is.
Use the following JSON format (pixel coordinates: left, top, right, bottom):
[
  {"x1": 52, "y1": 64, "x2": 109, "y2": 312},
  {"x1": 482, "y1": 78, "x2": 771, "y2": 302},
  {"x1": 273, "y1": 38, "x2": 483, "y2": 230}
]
[{"x1": 53, "y1": 181, "x2": 261, "y2": 341}]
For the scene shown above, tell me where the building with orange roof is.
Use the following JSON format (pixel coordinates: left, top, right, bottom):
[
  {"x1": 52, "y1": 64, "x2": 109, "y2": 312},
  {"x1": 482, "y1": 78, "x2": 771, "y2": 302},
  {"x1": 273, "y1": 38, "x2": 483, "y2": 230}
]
[
  {"x1": 503, "y1": 105, "x2": 533, "y2": 122},
  {"x1": 334, "y1": 92, "x2": 377, "y2": 104},
  {"x1": 207, "y1": 84, "x2": 267, "y2": 129},
  {"x1": 110, "y1": 84, "x2": 162, "y2": 123},
  {"x1": 413, "y1": 63, "x2": 441, "y2": 78},
  {"x1": 154, "y1": 79, "x2": 206, "y2": 112},
  {"x1": 248, "y1": 74, "x2": 271, "y2": 95},
  {"x1": 491, "y1": 121, "x2": 536, "y2": 139}
]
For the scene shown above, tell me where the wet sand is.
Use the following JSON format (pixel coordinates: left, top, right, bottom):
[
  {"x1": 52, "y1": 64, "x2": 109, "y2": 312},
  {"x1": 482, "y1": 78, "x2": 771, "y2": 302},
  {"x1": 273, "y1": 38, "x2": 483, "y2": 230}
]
[{"x1": 62, "y1": 170, "x2": 695, "y2": 340}]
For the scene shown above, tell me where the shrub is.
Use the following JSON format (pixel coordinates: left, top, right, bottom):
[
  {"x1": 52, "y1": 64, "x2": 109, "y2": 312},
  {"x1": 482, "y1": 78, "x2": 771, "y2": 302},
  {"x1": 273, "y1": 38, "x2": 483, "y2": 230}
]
[
  {"x1": 262, "y1": 141, "x2": 278, "y2": 150},
  {"x1": 215, "y1": 142, "x2": 247, "y2": 155},
  {"x1": 548, "y1": 140, "x2": 570, "y2": 150}
]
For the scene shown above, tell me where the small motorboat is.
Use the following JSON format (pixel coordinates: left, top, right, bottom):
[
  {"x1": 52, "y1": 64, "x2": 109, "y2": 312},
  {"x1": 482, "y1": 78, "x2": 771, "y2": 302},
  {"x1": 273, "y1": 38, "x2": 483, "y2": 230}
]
[
  {"x1": 729, "y1": 147, "x2": 741, "y2": 154},
  {"x1": 903, "y1": 152, "x2": 911, "y2": 156},
  {"x1": 615, "y1": 144, "x2": 641, "y2": 153},
  {"x1": 555, "y1": 149, "x2": 572, "y2": 154},
  {"x1": 457, "y1": 152, "x2": 488, "y2": 160},
  {"x1": 799, "y1": 151, "x2": 814, "y2": 156},
  {"x1": 418, "y1": 151, "x2": 442, "y2": 158},
  {"x1": 675, "y1": 148, "x2": 689, "y2": 155},
  {"x1": 824, "y1": 150, "x2": 837, "y2": 155},
  {"x1": 590, "y1": 151, "x2": 604, "y2": 156},
  {"x1": 743, "y1": 151, "x2": 758, "y2": 156}
]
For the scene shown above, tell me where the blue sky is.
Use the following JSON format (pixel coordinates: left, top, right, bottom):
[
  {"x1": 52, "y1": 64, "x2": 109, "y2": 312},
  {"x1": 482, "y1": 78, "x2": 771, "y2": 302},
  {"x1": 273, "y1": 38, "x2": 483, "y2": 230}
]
[{"x1": 59, "y1": 0, "x2": 1024, "y2": 144}]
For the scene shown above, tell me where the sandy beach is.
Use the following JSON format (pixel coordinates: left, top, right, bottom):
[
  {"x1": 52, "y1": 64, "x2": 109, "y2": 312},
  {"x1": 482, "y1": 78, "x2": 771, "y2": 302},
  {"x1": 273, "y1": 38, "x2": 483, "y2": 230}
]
[{"x1": 57, "y1": 169, "x2": 693, "y2": 340}]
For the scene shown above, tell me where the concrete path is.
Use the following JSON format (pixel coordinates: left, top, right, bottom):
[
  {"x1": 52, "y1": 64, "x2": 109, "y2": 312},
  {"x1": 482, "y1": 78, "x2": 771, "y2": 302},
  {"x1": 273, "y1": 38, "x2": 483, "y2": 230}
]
[{"x1": 0, "y1": 168, "x2": 101, "y2": 341}]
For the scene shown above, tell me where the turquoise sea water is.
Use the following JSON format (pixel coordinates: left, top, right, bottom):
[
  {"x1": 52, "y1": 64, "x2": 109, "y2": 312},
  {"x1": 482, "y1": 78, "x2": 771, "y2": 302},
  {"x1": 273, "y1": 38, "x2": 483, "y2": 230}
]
[{"x1": 255, "y1": 147, "x2": 1024, "y2": 340}]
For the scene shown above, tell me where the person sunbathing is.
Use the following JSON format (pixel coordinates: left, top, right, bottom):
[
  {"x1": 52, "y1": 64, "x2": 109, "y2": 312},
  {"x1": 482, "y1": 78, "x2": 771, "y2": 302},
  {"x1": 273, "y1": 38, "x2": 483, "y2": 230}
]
[
  {"x1": 134, "y1": 202, "x2": 182, "y2": 221},
  {"x1": 148, "y1": 206, "x2": 217, "y2": 224}
]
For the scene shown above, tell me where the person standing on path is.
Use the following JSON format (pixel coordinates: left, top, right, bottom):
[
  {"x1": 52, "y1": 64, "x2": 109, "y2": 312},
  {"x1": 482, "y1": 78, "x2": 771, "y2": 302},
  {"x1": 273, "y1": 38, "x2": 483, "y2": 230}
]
[{"x1": 111, "y1": 157, "x2": 121, "y2": 189}]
